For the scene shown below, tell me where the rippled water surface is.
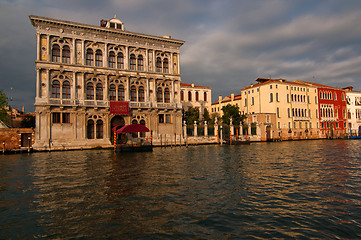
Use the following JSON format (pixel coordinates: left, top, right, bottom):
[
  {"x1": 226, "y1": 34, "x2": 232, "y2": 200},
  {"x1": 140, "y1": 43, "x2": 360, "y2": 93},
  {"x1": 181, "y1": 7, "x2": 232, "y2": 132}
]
[{"x1": 1, "y1": 140, "x2": 361, "y2": 239}]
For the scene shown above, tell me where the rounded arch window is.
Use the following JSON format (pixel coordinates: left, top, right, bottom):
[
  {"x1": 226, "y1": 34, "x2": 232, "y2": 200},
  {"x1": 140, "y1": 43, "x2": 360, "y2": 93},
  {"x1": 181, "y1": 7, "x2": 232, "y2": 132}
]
[
  {"x1": 130, "y1": 85, "x2": 137, "y2": 101},
  {"x1": 157, "y1": 87, "x2": 163, "y2": 102},
  {"x1": 118, "y1": 85, "x2": 125, "y2": 101},
  {"x1": 87, "y1": 119, "x2": 95, "y2": 139},
  {"x1": 117, "y1": 52, "x2": 124, "y2": 69},
  {"x1": 52, "y1": 44, "x2": 60, "y2": 62},
  {"x1": 109, "y1": 51, "x2": 115, "y2": 68},
  {"x1": 180, "y1": 90, "x2": 184, "y2": 101},
  {"x1": 188, "y1": 91, "x2": 192, "y2": 101},
  {"x1": 164, "y1": 88, "x2": 170, "y2": 103},
  {"x1": 96, "y1": 120, "x2": 103, "y2": 139},
  {"x1": 95, "y1": 50, "x2": 103, "y2": 67},
  {"x1": 137, "y1": 55, "x2": 144, "y2": 71},
  {"x1": 138, "y1": 86, "x2": 145, "y2": 102},
  {"x1": 156, "y1": 57, "x2": 162, "y2": 72},
  {"x1": 62, "y1": 80, "x2": 71, "y2": 99},
  {"x1": 96, "y1": 83, "x2": 103, "y2": 100},
  {"x1": 52, "y1": 80, "x2": 60, "y2": 98},
  {"x1": 109, "y1": 84, "x2": 116, "y2": 100},
  {"x1": 62, "y1": 45, "x2": 70, "y2": 63},
  {"x1": 163, "y1": 58, "x2": 168, "y2": 73},
  {"x1": 86, "y1": 49, "x2": 94, "y2": 66},
  {"x1": 130, "y1": 54, "x2": 136, "y2": 70},
  {"x1": 86, "y1": 82, "x2": 94, "y2": 100}
]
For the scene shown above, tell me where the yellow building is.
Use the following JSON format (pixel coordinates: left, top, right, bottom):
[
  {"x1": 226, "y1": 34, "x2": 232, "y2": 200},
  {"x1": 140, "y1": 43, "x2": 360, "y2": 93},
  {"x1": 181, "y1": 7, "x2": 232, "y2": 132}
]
[
  {"x1": 210, "y1": 93, "x2": 242, "y2": 117},
  {"x1": 240, "y1": 78, "x2": 320, "y2": 140}
]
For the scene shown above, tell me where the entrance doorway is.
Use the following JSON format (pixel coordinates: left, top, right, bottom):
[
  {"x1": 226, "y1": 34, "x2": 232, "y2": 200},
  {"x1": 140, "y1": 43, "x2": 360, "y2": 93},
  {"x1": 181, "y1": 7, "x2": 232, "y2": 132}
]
[
  {"x1": 266, "y1": 126, "x2": 271, "y2": 141},
  {"x1": 111, "y1": 116, "x2": 125, "y2": 143}
]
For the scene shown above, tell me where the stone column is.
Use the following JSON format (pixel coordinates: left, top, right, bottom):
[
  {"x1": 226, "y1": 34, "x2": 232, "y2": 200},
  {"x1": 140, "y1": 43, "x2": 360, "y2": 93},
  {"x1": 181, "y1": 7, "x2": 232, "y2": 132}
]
[
  {"x1": 72, "y1": 38, "x2": 76, "y2": 64},
  {"x1": 248, "y1": 124, "x2": 252, "y2": 137},
  {"x1": 239, "y1": 124, "x2": 243, "y2": 137},
  {"x1": 194, "y1": 121, "x2": 197, "y2": 137},
  {"x1": 81, "y1": 40, "x2": 85, "y2": 65},
  {"x1": 257, "y1": 123, "x2": 261, "y2": 137},
  {"x1": 124, "y1": 46, "x2": 129, "y2": 70},
  {"x1": 204, "y1": 121, "x2": 208, "y2": 137},
  {"x1": 183, "y1": 120, "x2": 187, "y2": 138},
  {"x1": 36, "y1": 33, "x2": 41, "y2": 60},
  {"x1": 36, "y1": 68, "x2": 40, "y2": 99}
]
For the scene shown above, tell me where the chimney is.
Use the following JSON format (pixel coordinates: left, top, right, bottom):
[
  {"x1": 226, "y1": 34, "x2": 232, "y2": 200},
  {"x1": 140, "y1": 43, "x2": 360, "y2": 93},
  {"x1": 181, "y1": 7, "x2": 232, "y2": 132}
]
[
  {"x1": 22, "y1": 106, "x2": 25, "y2": 113},
  {"x1": 218, "y1": 95, "x2": 222, "y2": 103},
  {"x1": 231, "y1": 93, "x2": 234, "y2": 101},
  {"x1": 191, "y1": 83, "x2": 194, "y2": 87}
]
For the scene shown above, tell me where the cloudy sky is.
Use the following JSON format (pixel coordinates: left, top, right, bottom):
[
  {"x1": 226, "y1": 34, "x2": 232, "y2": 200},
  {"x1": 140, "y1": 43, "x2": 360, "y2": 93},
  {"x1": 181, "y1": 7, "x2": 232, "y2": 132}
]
[{"x1": 1, "y1": 0, "x2": 361, "y2": 112}]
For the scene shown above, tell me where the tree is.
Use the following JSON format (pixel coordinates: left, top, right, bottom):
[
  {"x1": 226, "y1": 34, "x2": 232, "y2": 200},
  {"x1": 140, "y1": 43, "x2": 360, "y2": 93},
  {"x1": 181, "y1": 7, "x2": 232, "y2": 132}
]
[
  {"x1": 0, "y1": 90, "x2": 10, "y2": 124},
  {"x1": 202, "y1": 108, "x2": 211, "y2": 123},
  {"x1": 209, "y1": 112, "x2": 220, "y2": 125},
  {"x1": 221, "y1": 104, "x2": 246, "y2": 125},
  {"x1": 183, "y1": 107, "x2": 199, "y2": 125}
]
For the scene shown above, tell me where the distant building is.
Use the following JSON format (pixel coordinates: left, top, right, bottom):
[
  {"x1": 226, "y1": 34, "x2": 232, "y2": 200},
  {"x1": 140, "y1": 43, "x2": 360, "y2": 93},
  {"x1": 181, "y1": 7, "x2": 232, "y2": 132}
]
[
  {"x1": 210, "y1": 93, "x2": 242, "y2": 117},
  {"x1": 180, "y1": 83, "x2": 212, "y2": 117},
  {"x1": 30, "y1": 15, "x2": 185, "y2": 150},
  {"x1": 343, "y1": 86, "x2": 361, "y2": 135}
]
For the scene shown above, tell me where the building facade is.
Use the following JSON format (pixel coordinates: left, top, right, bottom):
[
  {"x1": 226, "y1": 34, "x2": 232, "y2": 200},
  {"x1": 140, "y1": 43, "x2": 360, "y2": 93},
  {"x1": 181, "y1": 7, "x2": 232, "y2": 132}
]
[
  {"x1": 241, "y1": 78, "x2": 320, "y2": 140},
  {"x1": 180, "y1": 83, "x2": 212, "y2": 116},
  {"x1": 344, "y1": 86, "x2": 361, "y2": 135},
  {"x1": 210, "y1": 93, "x2": 242, "y2": 117},
  {"x1": 30, "y1": 15, "x2": 185, "y2": 150}
]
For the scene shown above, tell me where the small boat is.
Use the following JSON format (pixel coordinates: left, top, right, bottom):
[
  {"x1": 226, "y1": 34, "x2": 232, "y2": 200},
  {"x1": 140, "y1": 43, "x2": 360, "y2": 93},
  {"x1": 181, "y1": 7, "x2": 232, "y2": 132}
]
[
  {"x1": 225, "y1": 137, "x2": 250, "y2": 145},
  {"x1": 348, "y1": 135, "x2": 361, "y2": 139},
  {"x1": 113, "y1": 124, "x2": 153, "y2": 152}
]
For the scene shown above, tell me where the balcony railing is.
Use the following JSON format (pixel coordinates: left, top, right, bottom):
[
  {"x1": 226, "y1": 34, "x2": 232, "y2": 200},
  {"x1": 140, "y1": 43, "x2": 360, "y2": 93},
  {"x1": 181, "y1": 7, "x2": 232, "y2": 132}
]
[{"x1": 293, "y1": 116, "x2": 310, "y2": 121}]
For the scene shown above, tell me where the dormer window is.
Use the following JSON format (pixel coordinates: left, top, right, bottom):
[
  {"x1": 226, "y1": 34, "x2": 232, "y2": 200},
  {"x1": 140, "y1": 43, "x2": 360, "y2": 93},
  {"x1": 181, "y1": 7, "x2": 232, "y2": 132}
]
[{"x1": 102, "y1": 16, "x2": 124, "y2": 30}]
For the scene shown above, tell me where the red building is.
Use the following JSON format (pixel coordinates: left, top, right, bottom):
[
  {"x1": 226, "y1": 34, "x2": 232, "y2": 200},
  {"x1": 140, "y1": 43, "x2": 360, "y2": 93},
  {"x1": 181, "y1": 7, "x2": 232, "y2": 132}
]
[{"x1": 317, "y1": 86, "x2": 347, "y2": 138}]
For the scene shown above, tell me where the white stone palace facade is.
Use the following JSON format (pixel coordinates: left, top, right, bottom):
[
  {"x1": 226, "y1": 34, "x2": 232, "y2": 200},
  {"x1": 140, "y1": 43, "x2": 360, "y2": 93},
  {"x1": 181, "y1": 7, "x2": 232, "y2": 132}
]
[{"x1": 29, "y1": 15, "x2": 185, "y2": 150}]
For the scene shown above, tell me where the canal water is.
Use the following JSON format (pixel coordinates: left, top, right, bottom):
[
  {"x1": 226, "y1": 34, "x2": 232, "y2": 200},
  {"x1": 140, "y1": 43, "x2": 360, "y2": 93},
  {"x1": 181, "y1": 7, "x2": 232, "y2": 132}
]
[{"x1": 0, "y1": 140, "x2": 360, "y2": 239}]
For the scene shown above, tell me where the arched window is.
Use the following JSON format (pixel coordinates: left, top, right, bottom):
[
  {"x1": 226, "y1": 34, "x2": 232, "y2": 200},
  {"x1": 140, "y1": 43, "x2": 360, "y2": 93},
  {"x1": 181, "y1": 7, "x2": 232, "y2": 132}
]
[
  {"x1": 52, "y1": 44, "x2": 60, "y2": 62},
  {"x1": 62, "y1": 45, "x2": 70, "y2": 63},
  {"x1": 87, "y1": 120, "x2": 94, "y2": 139},
  {"x1": 195, "y1": 92, "x2": 199, "y2": 101},
  {"x1": 180, "y1": 90, "x2": 184, "y2": 101},
  {"x1": 164, "y1": 88, "x2": 170, "y2": 103},
  {"x1": 86, "y1": 49, "x2": 93, "y2": 66},
  {"x1": 130, "y1": 54, "x2": 136, "y2": 70},
  {"x1": 96, "y1": 83, "x2": 103, "y2": 100},
  {"x1": 130, "y1": 86, "x2": 137, "y2": 101},
  {"x1": 52, "y1": 80, "x2": 60, "y2": 98},
  {"x1": 86, "y1": 82, "x2": 94, "y2": 100},
  {"x1": 138, "y1": 86, "x2": 145, "y2": 102},
  {"x1": 163, "y1": 58, "x2": 168, "y2": 73},
  {"x1": 140, "y1": 119, "x2": 146, "y2": 137},
  {"x1": 96, "y1": 120, "x2": 103, "y2": 139},
  {"x1": 109, "y1": 51, "x2": 115, "y2": 68},
  {"x1": 118, "y1": 85, "x2": 125, "y2": 101},
  {"x1": 188, "y1": 91, "x2": 192, "y2": 101},
  {"x1": 109, "y1": 84, "x2": 116, "y2": 100},
  {"x1": 156, "y1": 57, "x2": 162, "y2": 72},
  {"x1": 204, "y1": 92, "x2": 207, "y2": 102},
  {"x1": 117, "y1": 52, "x2": 124, "y2": 69},
  {"x1": 95, "y1": 50, "x2": 103, "y2": 67},
  {"x1": 62, "y1": 81, "x2": 71, "y2": 99},
  {"x1": 270, "y1": 93, "x2": 273, "y2": 102},
  {"x1": 157, "y1": 88, "x2": 163, "y2": 102},
  {"x1": 137, "y1": 55, "x2": 144, "y2": 71}
]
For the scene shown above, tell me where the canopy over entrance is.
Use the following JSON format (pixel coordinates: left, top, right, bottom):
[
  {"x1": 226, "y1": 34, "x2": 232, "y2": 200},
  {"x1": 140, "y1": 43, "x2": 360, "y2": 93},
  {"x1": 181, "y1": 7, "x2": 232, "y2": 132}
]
[{"x1": 114, "y1": 124, "x2": 150, "y2": 134}]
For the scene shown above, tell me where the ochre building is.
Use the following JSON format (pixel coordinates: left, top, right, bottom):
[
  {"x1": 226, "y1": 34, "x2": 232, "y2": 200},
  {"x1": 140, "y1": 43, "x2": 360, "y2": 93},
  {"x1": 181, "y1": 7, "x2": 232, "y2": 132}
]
[{"x1": 29, "y1": 15, "x2": 185, "y2": 150}]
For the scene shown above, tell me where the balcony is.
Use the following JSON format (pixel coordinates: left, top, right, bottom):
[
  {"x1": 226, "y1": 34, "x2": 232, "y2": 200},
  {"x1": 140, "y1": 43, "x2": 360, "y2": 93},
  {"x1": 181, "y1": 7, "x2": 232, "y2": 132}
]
[
  {"x1": 129, "y1": 102, "x2": 151, "y2": 108},
  {"x1": 293, "y1": 116, "x2": 310, "y2": 121}
]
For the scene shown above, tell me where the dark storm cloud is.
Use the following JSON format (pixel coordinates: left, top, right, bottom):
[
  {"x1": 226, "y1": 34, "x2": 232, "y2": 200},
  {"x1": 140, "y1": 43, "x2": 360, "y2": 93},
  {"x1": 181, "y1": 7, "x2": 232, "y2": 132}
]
[{"x1": 1, "y1": 0, "x2": 361, "y2": 111}]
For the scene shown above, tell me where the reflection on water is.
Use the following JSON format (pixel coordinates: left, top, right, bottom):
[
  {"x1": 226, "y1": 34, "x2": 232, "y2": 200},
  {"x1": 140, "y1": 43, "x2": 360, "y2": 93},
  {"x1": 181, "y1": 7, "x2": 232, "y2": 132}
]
[{"x1": 0, "y1": 140, "x2": 360, "y2": 239}]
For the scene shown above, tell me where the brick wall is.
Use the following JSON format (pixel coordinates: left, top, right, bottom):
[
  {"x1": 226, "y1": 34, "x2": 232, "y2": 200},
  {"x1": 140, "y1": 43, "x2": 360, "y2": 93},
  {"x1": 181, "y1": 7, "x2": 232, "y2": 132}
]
[{"x1": 0, "y1": 128, "x2": 35, "y2": 150}]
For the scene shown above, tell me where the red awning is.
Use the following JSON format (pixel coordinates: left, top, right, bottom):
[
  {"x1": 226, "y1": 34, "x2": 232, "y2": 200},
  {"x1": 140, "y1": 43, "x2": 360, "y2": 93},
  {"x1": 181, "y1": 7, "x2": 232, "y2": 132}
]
[{"x1": 115, "y1": 124, "x2": 150, "y2": 133}]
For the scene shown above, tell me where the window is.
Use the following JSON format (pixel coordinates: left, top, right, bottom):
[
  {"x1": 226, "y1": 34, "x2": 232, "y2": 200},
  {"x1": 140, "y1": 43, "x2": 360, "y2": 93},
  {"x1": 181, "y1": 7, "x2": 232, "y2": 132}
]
[
  {"x1": 118, "y1": 85, "x2": 125, "y2": 101},
  {"x1": 52, "y1": 112, "x2": 61, "y2": 123},
  {"x1": 270, "y1": 93, "x2": 273, "y2": 102},
  {"x1": 86, "y1": 49, "x2": 93, "y2": 66},
  {"x1": 52, "y1": 44, "x2": 60, "y2": 62},
  {"x1": 96, "y1": 83, "x2": 103, "y2": 100},
  {"x1": 288, "y1": 108, "x2": 290, "y2": 118},
  {"x1": 277, "y1": 107, "x2": 280, "y2": 118},
  {"x1": 165, "y1": 114, "x2": 171, "y2": 123},
  {"x1": 130, "y1": 54, "x2": 136, "y2": 70},
  {"x1": 251, "y1": 97, "x2": 254, "y2": 105},
  {"x1": 195, "y1": 92, "x2": 199, "y2": 101},
  {"x1": 157, "y1": 88, "x2": 163, "y2": 102},
  {"x1": 159, "y1": 114, "x2": 164, "y2": 123},
  {"x1": 109, "y1": 51, "x2": 115, "y2": 68},
  {"x1": 180, "y1": 90, "x2": 184, "y2": 101},
  {"x1": 62, "y1": 46, "x2": 70, "y2": 63},
  {"x1": 117, "y1": 52, "x2": 124, "y2": 69},
  {"x1": 96, "y1": 120, "x2": 103, "y2": 139},
  {"x1": 188, "y1": 91, "x2": 192, "y2": 101},
  {"x1": 204, "y1": 92, "x2": 207, "y2": 102},
  {"x1": 109, "y1": 84, "x2": 116, "y2": 100},
  {"x1": 156, "y1": 57, "x2": 162, "y2": 72},
  {"x1": 137, "y1": 55, "x2": 144, "y2": 71},
  {"x1": 95, "y1": 50, "x2": 103, "y2": 67},
  {"x1": 52, "y1": 80, "x2": 60, "y2": 98},
  {"x1": 130, "y1": 86, "x2": 137, "y2": 101},
  {"x1": 138, "y1": 86, "x2": 145, "y2": 102},
  {"x1": 163, "y1": 58, "x2": 168, "y2": 73},
  {"x1": 87, "y1": 120, "x2": 94, "y2": 139},
  {"x1": 86, "y1": 82, "x2": 94, "y2": 100},
  {"x1": 164, "y1": 88, "x2": 170, "y2": 103},
  {"x1": 276, "y1": 93, "x2": 279, "y2": 102},
  {"x1": 62, "y1": 113, "x2": 70, "y2": 123},
  {"x1": 287, "y1": 94, "x2": 290, "y2": 103},
  {"x1": 62, "y1": 81, "x2": 71, "y2": 99}
]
